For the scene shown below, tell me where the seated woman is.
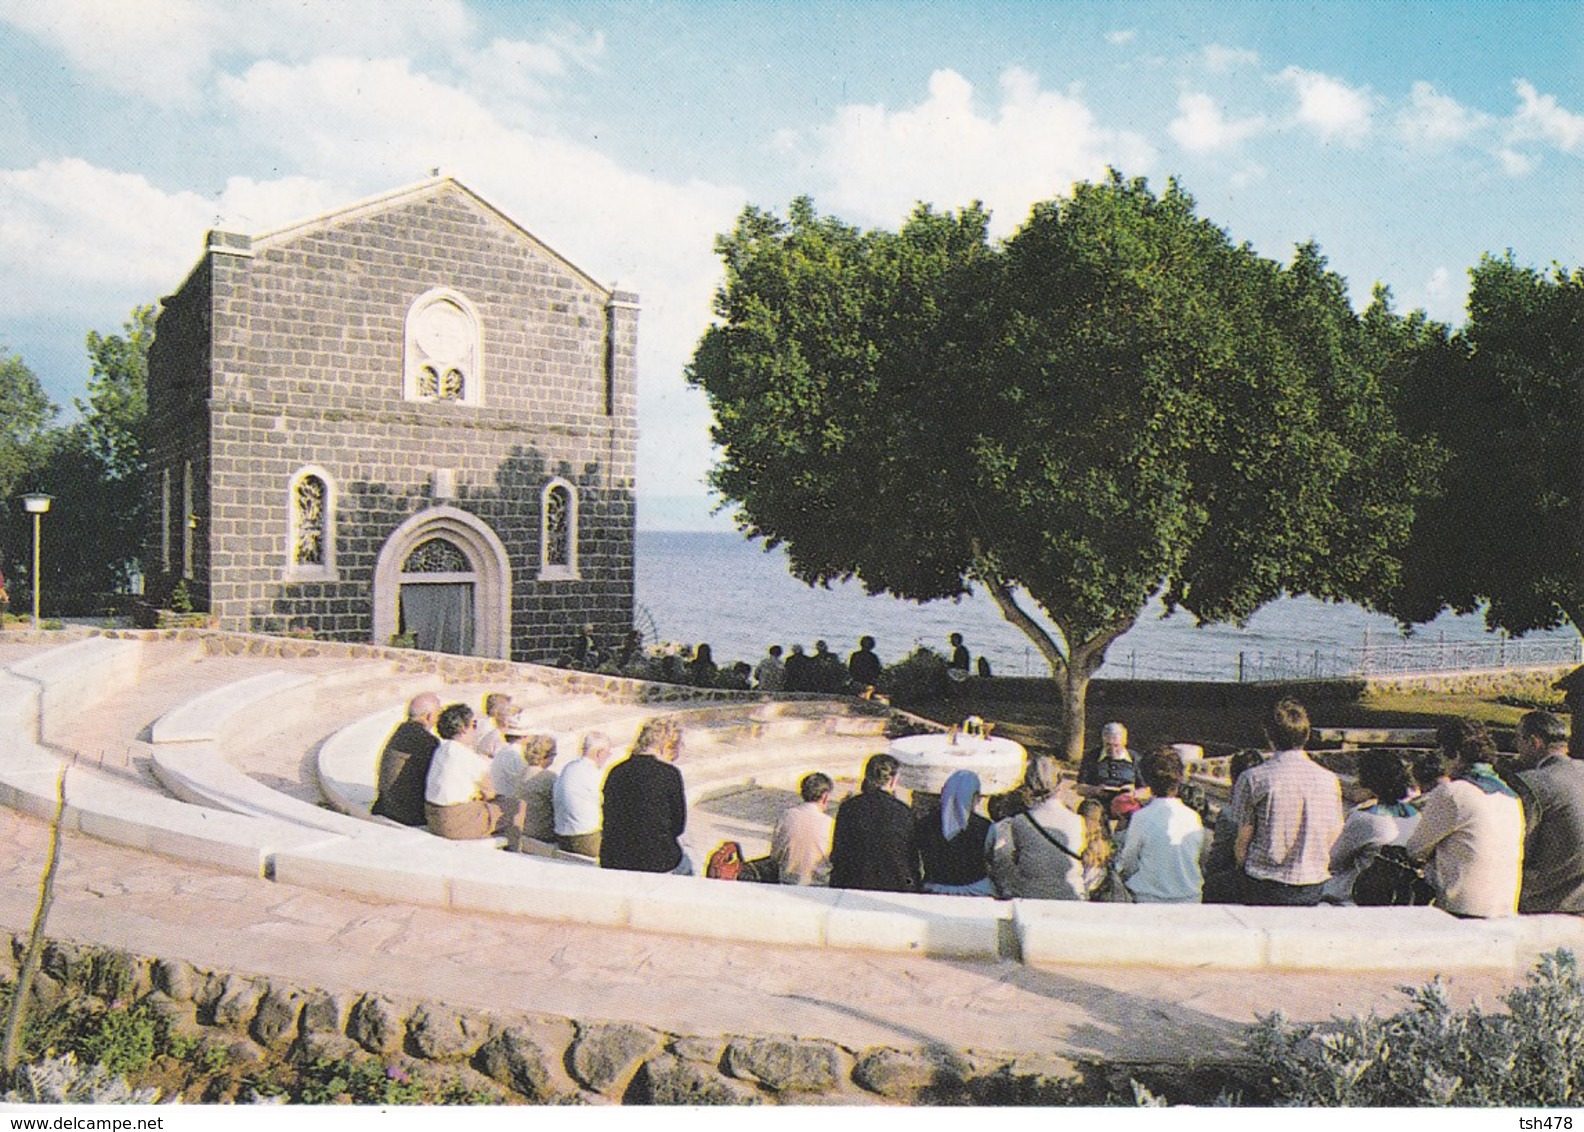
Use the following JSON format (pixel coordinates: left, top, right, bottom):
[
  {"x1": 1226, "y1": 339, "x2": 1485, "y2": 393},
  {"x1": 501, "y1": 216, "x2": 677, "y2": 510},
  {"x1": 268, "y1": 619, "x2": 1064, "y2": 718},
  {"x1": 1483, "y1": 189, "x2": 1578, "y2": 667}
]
[
  {"x1": 987, "y1": 756, "x2": 1086, "y2": 900},
  {"x1": 1321, "y1": 749, "x2": 1421, "y2": 904},
  {"x1": 1115, "y1": 747, "x2": 1207, "y2": 903},
  {"x1": 1076, "y1": 798, "x2": 1115, "y2": 900},
  {"x1": 918, "y1": 770, "x2": 995, "y2": 896},
  {"x1": 424, "y1": 703, "x2": 527, "y2": 847}
]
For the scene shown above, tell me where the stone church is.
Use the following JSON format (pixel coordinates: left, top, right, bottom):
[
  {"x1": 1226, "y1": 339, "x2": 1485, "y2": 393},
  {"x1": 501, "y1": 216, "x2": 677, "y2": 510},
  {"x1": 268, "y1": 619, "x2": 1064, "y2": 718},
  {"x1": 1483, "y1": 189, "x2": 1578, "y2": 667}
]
[{"x1": 144, "y1": 178, "x2": 637, "y2": 661}]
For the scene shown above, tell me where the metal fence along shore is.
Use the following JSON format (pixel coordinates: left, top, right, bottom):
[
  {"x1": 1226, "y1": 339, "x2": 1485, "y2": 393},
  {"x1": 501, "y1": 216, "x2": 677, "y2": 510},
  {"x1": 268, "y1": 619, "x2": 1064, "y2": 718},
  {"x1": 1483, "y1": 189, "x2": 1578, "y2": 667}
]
[{"x1": 1104, "y1": 633, "x2": 1584, "y2": 684}]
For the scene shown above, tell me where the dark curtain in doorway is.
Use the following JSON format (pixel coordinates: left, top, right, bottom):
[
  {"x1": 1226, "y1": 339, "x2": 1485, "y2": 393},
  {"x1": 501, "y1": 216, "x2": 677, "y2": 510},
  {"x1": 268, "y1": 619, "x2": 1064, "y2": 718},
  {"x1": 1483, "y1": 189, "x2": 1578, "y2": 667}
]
[{"x1": 399, "y1": 583, "x2": 475, "y2": 656}]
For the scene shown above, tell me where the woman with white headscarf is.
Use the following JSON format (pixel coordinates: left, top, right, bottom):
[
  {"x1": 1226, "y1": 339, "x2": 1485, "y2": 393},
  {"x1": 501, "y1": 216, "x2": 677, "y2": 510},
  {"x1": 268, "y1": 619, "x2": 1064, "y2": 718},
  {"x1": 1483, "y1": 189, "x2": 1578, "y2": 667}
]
[{"x1": 918, "y1": 769, "x2": 996, "y2": 896}]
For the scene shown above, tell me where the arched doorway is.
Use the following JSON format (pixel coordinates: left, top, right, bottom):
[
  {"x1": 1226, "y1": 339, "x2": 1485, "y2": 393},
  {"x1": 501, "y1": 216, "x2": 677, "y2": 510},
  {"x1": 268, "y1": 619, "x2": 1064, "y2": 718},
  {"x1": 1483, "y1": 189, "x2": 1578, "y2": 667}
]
[{"x1": 372, "y1": 507, "x2": 511, "y2": 659}]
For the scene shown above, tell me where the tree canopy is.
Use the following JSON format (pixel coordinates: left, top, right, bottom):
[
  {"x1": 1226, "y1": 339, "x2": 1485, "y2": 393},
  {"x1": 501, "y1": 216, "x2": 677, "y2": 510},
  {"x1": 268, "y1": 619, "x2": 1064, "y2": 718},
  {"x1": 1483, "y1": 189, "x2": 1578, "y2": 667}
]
[
  {"x1": 1386, "y1": 256, "x2": 1581, "y2": 636},
  {"x1": 1, "y1": 306, "x2": 153, "y2": 612},
  {"x1": 688, "y1": 174, "x2": 1437, "y2": 756}
]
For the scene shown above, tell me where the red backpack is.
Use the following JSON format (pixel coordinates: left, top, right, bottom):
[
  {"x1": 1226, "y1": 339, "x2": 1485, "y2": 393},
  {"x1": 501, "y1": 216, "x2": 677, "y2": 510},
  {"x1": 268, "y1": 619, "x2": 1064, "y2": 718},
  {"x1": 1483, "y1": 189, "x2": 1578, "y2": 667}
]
[{"x1": 705, "y1": 841, "x2": 744, "y2": 881}]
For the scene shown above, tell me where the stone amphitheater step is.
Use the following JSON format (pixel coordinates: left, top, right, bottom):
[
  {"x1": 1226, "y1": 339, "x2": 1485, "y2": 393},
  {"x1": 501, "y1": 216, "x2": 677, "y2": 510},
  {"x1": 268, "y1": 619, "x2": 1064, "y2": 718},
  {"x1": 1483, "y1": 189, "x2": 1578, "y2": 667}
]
[{"x1": 683, "y1": 732, "x2": 887, "y2": 801}]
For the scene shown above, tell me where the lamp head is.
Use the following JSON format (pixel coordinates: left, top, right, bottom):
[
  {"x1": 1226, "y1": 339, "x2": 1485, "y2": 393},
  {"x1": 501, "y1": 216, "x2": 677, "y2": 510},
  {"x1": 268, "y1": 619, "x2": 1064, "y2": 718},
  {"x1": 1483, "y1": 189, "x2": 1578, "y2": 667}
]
[{"x1": 21, "y1": 493, "x2": 52, "y2": 515}]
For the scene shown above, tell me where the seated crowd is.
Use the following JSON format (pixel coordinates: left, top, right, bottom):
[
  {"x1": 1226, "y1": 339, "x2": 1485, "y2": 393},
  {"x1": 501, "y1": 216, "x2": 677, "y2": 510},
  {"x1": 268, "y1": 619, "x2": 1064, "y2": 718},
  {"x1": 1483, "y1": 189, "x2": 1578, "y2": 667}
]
[{"x1": 369, "y1": 688, "x2": 1581, "y2": 919}]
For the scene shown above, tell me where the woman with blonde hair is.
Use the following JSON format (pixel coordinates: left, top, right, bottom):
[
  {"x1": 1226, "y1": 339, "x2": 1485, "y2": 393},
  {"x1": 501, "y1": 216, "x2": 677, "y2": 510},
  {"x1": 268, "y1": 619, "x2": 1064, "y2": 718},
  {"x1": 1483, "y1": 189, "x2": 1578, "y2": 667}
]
[{"x1": 600, "y1": 717, "x2": 690, "y2": 874}]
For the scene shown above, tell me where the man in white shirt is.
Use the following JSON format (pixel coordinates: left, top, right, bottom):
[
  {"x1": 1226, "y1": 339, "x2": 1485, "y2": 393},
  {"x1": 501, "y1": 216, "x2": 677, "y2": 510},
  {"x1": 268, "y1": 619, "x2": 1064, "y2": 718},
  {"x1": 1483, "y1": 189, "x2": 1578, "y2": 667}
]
[
  {"x1": 553, "y1": 732, "x2": 613, "y2": 857},
  {"x1": 771, "y1": 772, "x2": 836, "y2": 885},
  {"x1": 1116, "y1": 747, "x2": 1207, "y2": 902},
  {"x1": 425, "y1": 702, "x2": 526, "y2": 847}
]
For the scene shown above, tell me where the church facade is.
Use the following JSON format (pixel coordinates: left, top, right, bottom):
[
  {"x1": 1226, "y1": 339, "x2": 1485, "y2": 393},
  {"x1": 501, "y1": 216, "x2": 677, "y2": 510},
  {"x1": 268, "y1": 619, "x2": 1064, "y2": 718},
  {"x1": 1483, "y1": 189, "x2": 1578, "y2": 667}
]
[{"x1": 144, "y1": 178, "x2": 637, "y2": 661}]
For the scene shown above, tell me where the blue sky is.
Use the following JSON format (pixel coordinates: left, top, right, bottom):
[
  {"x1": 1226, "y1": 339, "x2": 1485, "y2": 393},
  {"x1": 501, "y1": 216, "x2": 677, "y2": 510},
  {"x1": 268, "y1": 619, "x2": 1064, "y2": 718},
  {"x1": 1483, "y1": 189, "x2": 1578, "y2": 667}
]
[{"x1": 1, "y1": 0, "x2": 1579, "y2": 529}]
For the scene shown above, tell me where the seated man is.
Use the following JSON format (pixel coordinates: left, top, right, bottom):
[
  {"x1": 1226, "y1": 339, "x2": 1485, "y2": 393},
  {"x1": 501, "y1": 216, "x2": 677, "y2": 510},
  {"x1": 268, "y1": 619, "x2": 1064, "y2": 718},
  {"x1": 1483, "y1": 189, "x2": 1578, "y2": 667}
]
[
  {"x1": 1513, "y1": 711, "x2": 1584, "y2": 914},
  {"x1": 1227, "y1": 698, "x2": 1343, "y2": 906},
  {"x1": 1076, "y1": 722, "x2": 1138, "y2": 804},
  {"x1": 553, "y1": 732, "x2": 614, "y2": 858},
  {"x1": 1407, "y1": 717, "x2": 1524, "y2": 918},
  {"x1": 1115, "y1": 746, "x2": 1206, "y2": 903},
  {"x1": 771, "y1": 772, "x2": 836, "y2": 886},
  {"x1": 371, "y1": 692, "x2": 441, "y2": 827},
  {"x1": 829, "y1": 754, "x2": 921, "y2": 893},
  {"x1": 601, "y1": 718, "x2": 690, "y2": 874},
  {"x1": 424, "y1": 703, "x2": 526, "y2": 846}
]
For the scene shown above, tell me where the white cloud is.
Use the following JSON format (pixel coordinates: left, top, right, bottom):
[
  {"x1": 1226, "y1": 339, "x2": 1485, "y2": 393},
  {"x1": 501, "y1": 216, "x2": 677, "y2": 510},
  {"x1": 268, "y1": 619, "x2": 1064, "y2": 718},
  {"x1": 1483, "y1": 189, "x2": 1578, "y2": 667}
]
[
  {"x1": 0, "y1": 159, "x2": 213, "y2": 312},
  {"x1": 1202, "y1": 44, "x2": 1259, "y2": 73},
  {"x1": 0, "y1": 0, "x2": 474, "y2": 105},
  {"x1": 464, "y1": 29, "x2": 606, "y2": 105},
  {"x1": 0, "y1": 159, "x2": 355, "y2": 317},
  {"x1": 1414, "y1": 265, "x2": 1467, "y2": 323},
  {"x1": 215, "y1": 54, "x2": 744, "y2": 496},
  {"x1": 1497, "y1": 147, "x2": 1538, "y2": 177},
  {"x1": 1229, "y1": 161, "x2": 1268, "y2": 187},
  {"x1": 1274, "y1": 66, "x2": 1373, "y2": 145},
  {"x1": 1509, "y1": 79, "x2": 1584, "y2": 152},
  {"x1": 1396, "y1": 81, "x2": 1489, "y2": 145},
  {"x1": 815, "y1": 67, "x2": 1155, "y2": 233},
  {"x1": 1168, "y1": 91, "x2": 1266, "y2": 152},
  {"x1": 1106, "y1": 29, "x2": 1137, "y2": 45}
]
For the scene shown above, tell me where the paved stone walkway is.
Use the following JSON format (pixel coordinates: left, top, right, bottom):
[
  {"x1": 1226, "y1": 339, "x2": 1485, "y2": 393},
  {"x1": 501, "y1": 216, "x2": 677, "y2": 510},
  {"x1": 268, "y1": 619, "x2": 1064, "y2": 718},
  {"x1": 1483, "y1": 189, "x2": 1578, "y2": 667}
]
[{"x1": 0, "y1": 806, "x2": 1536, "y2": 1068}]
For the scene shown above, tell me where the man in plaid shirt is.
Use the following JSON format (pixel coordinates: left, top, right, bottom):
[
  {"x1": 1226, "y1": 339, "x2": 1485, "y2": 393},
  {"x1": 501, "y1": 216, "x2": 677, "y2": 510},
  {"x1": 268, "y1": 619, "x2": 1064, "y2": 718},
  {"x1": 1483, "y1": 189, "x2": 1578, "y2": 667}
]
[{"x1": 1227, "y1": 698, "x2": 1343, "y2": 905}]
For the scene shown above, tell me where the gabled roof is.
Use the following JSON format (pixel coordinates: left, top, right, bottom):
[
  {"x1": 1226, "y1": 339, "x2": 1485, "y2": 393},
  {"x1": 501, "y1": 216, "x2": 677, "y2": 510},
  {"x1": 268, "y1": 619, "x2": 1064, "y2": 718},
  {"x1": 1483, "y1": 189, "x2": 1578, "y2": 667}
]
[{"x1": 248, "y1": 176, "x2": 611, "y2": 294}]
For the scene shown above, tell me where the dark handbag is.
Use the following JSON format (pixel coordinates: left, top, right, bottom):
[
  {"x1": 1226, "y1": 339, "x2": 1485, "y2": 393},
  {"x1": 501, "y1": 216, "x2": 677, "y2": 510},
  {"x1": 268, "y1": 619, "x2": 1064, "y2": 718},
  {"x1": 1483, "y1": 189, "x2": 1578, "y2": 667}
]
[{"x1": 1352, "y1": 844, "x2": 1436, "y2": 907}]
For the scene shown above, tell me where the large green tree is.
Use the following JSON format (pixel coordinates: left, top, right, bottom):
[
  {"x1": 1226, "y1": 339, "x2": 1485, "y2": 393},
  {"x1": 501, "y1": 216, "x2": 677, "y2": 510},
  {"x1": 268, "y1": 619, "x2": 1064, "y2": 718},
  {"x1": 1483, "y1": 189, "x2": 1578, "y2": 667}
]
[
  {"x1": 688, "y1": 174, "x2": 1435, "y2": 757},
  {"x1": 0, "y1": 349, "x2": 57, "y2": 501},
  {"x1": 27, "y1": 306, "x2": 154, "y2": 611},
  {"x1": 1387, "y1": 256, "x2": 1582, "y2": 637}
]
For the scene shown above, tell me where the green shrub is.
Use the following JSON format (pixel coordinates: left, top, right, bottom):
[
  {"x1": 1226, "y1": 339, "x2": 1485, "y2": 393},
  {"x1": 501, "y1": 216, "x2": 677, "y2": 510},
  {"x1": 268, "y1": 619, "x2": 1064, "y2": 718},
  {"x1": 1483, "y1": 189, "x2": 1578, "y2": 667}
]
[
  {"x1": 74, "y1": 1003, "x2": 162, "y2": 1079},
  {"x1": 295, "y1": 1056, "x2": 425, "y2": 1105},
  {"x1": 878, "y1": 646, "x2": 952, "y2": 702},
  {"x1": 1247, "y1": 949, "x2": 1584, "y2": 1106}
]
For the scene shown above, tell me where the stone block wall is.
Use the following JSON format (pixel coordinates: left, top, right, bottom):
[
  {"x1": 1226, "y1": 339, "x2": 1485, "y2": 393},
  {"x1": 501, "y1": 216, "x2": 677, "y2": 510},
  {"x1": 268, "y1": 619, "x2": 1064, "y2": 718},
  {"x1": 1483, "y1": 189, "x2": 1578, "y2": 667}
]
[
  {"x1": 6, "y1": 935, "x2": 1119, "y2": 1105},
  {"x1": 144, "y1": 181, "x2": 637, "y2": 663}
]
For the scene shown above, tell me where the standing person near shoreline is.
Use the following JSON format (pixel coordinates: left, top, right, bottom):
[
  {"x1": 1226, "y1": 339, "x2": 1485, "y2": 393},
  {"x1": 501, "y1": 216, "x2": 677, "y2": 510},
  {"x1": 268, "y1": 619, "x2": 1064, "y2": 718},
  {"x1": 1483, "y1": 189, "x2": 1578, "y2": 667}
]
[
  {"x1": 783, "y1": 644, "x2": 813, "y2": 692},
  {"x1": 1227, "y1": 698, "x2": 1343, "y2": 906},
  {"x1": 947, "y1": 633, "x2": 971, "y2": 676},
  {"x1": 848, "y1": 635, "x2": 882, "y2": 690},
  {"x1": 754, "y1": 644, "x2": 786, "y2": 691}
]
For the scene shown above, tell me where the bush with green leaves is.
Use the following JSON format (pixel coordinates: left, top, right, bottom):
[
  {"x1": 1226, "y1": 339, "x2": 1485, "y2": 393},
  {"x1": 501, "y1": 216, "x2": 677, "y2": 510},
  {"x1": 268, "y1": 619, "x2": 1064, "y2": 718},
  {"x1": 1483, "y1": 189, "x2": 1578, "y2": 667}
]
[
  {"x1": 1247, "y1": 949, "x2": 1584, "y2": 1106},
  {"x1": 878, "y1": 646, "x2": 952, "y2": 702}
]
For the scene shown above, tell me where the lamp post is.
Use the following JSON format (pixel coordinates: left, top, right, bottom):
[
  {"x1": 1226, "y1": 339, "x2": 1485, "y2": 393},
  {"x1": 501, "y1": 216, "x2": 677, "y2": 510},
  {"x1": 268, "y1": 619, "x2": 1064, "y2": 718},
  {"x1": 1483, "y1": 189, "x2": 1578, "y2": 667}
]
[{"x1": 21, "y1": 493, "x2": 52, "y2": 630}]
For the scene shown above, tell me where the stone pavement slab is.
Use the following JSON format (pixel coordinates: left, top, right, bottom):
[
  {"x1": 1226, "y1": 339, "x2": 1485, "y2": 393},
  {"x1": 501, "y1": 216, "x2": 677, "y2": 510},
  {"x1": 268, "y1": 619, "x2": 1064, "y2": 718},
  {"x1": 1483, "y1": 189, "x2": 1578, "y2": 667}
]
[{"x1": 0, "y1": 806, "x2": 1545, "y2": 1068}]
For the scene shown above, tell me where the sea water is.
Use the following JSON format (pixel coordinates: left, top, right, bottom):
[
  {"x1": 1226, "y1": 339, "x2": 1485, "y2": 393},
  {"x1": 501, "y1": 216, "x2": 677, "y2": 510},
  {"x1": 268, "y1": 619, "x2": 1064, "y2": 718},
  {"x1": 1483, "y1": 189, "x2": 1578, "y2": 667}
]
[{"x1": 634, "y1": 530, "x2": 1579, "y2": 682}]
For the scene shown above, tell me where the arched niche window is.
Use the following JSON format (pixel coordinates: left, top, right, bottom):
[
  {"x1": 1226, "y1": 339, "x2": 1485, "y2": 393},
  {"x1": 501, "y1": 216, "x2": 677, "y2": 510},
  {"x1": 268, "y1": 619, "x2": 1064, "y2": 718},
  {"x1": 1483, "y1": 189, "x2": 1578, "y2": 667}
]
[
  {"x1": 539, "y1": 478, "x2": 579, "y2": 581},
  {"x1": 404, "y1": 288, "x2": 482, "y2": 406},
  {"x1": 285, "y1": 465, "x2": 337, "y2": 580}
]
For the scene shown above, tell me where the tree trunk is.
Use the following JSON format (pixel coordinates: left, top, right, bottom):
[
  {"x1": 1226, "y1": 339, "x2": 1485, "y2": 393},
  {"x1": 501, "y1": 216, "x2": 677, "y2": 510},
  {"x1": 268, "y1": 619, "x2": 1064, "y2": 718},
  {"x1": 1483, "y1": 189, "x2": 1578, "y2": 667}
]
[{"x1": 980, "y1": 574, "x2": 1132, "y2": 762}]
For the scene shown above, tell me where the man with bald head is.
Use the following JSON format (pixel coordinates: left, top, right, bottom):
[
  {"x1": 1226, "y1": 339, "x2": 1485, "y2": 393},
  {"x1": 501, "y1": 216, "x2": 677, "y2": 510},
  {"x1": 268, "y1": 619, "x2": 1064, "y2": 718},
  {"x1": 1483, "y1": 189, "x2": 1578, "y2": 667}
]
[{"x1": 372, "y1": 692, "x2": 441, "y2": 826}]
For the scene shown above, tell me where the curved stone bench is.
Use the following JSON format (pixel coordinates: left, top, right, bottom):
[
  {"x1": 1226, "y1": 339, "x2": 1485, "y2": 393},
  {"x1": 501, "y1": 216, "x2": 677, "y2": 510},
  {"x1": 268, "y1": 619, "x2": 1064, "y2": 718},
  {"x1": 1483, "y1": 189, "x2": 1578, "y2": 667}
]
[
  {"x1": 8, "y1": 636, "x2": 144, "y2": 730},
  {"x1": 5, "y1": 635, "x2": 1583, "y2": 973}
]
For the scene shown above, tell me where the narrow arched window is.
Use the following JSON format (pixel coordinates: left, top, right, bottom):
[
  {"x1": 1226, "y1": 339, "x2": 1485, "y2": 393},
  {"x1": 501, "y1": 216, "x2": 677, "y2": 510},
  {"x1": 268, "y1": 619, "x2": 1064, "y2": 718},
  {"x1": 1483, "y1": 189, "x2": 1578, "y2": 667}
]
[
  {"x1": 285, "y1": 465, "x2": 337, "y2": 580},
  {"x1": 539, "y1": 478, "x2": 579, "y2": 581},
  {"x1": 404, "y1": 288, "x2": 482, "y2": 406}
]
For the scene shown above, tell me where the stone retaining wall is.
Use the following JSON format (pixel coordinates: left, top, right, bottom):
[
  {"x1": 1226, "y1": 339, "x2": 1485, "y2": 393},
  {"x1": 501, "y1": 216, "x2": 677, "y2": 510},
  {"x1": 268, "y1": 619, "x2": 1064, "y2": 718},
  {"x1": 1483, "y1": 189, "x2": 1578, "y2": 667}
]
[{"x1": 4, "y1": 935, "x2": 1126, "y2": 1106}]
